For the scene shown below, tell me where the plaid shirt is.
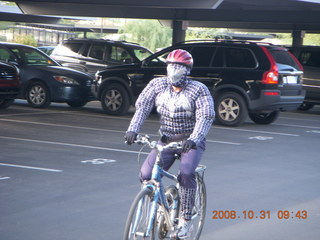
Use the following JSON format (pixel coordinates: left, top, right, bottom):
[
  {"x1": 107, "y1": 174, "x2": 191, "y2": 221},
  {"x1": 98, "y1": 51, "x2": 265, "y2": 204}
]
[{"x1": 127, "y1": 77, "x2": 215, "y2": 144}]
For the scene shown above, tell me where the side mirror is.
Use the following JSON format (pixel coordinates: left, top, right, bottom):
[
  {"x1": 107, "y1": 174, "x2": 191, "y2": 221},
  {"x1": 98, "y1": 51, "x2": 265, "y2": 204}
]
[{"x1": 141, "y1": 59, "x2": 148, "y2": 67}]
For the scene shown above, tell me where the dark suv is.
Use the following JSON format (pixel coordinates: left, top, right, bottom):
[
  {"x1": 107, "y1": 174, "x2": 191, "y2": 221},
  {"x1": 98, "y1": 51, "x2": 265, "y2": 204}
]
[
  {"x1": 0, "y1": 61, "x2": 20, "y2": 109},
  {"x1": 289, "y1": 46, "x2": 320, "y2": 110},
  {"x1": 93, "y1": 40, "x2": 305, "y2": 126},
  {"x1": 51, "y1": 38, "x2": 153, "y2": 77}
]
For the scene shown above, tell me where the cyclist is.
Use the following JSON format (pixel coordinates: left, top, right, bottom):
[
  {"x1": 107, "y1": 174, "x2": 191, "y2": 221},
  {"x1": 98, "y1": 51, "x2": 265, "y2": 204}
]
[{"x1": 125, "y1": 49, "x2": 215, "y2": 239}]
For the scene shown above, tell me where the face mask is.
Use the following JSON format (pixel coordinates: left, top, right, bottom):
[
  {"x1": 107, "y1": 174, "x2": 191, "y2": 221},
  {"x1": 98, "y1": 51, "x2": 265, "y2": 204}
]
[{"x1": 167, "y1": 64, "x2": 188, "y2": 87}]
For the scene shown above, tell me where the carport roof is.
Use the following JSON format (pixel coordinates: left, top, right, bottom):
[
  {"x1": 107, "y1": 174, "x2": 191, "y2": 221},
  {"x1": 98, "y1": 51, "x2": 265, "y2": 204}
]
[
  {"x1": 0, "y1": 4, "x2": 62, "y2": 24},
  {"x1": 7, "y1": 0, "x2": 320, "y2": 32}
]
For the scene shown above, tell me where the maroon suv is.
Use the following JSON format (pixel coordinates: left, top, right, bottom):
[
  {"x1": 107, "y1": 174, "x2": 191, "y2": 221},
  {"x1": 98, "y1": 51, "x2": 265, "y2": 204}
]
[{"x1": 0, "y1": 61, "x2": 20, "y2": 109}]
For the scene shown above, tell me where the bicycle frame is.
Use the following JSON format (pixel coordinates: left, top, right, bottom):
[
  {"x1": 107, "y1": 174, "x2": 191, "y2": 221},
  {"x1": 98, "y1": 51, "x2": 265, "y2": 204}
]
[
  {"x1": 128, "y1": 135, "x2": 207, "y2": 239},
  {"x1": 148, "y1": 158, "x2": 178, "y2": 236},
  {"x1": 131, "y1": 139, "x2": 181, "y2": 238}
]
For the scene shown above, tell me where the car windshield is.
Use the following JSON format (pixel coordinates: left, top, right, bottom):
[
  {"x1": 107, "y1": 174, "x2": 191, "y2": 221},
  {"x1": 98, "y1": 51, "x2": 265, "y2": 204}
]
[
  {"x1": 132, "y1": 47, "x2": 153, "y2": 61},
  {"x1": 10, "y1": 46, "x2": 58, "y2": 66}
]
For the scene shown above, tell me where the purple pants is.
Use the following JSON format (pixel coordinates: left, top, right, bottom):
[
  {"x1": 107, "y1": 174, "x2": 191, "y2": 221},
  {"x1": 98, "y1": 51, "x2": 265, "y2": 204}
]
[{"x1": 140, "y1": 140, "x2": 206, "y2": 189}]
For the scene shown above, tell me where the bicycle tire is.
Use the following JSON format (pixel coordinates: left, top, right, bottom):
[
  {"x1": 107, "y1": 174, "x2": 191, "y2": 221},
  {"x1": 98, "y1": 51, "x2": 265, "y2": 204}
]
[
  {"x1": 123, "y1": 187, "x2": 156, "y2": 240},
  {"x1": 190, "y1": 173, "x2": 207, "y2": 240}
]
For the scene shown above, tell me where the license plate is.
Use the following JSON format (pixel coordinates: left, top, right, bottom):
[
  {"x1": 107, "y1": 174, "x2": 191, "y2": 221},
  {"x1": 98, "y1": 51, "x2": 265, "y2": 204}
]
[{"x1": 283, "y1": 75, "x2": 298, "y2": 84}]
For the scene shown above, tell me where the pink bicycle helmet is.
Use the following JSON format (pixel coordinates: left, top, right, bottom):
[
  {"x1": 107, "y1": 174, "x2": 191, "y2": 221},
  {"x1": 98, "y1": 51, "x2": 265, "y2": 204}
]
[{"x1": 166, "y1": 49, "x2": 193, "y2": 68}]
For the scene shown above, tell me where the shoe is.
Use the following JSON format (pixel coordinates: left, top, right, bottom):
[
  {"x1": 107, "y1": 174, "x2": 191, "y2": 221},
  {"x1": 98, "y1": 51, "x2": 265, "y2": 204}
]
[{"x1": 177, "y1": 218, "x2": 193, "y2": 239}]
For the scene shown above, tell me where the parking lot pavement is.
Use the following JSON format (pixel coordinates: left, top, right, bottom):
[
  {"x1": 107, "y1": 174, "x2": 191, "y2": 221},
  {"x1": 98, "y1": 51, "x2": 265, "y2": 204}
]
[{"x1": 0, "y1": 100, "x2": 319, "y2": 240}]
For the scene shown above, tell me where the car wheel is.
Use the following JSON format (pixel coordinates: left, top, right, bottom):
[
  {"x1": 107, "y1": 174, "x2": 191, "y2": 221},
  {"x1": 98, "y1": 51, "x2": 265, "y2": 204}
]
[
  {"x1": 249, "y1": 110, "x2": 280, "y2": 124},
  {"x1": 215, "y1": 92, "x2": 248, "y2": 127},
  {"x1": 67, "y1": 100, "x2": 88, "y2": 108},
  {"x1": 26, "y1": 82, "x2": 51, "y2": 108},
  {"x1": 298, "y1": 102, "x2": 314, "y2": 111},
  {"x1": 0, "y1": 99, "x2": 14, "y2": 109},
  {"x1": 100, "y1": 83, "x2": 130, "y2": 115}
]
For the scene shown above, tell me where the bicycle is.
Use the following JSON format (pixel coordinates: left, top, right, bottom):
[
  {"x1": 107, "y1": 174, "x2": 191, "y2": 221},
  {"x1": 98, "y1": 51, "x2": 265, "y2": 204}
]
[{"x1": 123, "y1": 135, "x2": 207, "y2": 240}]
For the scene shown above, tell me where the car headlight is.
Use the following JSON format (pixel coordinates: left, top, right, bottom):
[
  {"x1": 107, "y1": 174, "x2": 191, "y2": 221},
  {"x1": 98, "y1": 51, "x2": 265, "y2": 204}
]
[
  {"x1": 54, "y1": 76, "x2": 79, "y2": 85},
  {"x1": 95, "y1": 72, "x2": 102, "y2": 84}
]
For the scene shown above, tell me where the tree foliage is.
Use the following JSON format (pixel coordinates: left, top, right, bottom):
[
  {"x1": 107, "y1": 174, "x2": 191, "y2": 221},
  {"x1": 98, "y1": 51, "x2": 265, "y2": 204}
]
[
  {"x1": 118, "y1": 20, "x2": 172, "y2": 52},
  {"x1": 14, "y1": 34, "x2": 37, "y2": 47},
  {"x1": 186, "y1": 28, "x2": 228, "y2": 40}
]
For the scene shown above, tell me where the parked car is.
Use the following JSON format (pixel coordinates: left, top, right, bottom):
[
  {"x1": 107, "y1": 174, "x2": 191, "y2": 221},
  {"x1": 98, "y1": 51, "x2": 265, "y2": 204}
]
[
  {"x1": 0, "y1": 42, "x2": 94, "y2": 108},
  {"x1": 289, "y1": 46, "x2": 320, "y2": 110},
  {"x1": 93, "y1": 40, "x2": 305, "y2": 127},
  {"x1": 0, "y1": 61, "x2": 20, "y2": 109},
  {"x1": 38, "y1": 45, "x2": 56, "y2": 55},
  {"x1": 51, "y1": 38, "x2": 153, "y2": 77}
]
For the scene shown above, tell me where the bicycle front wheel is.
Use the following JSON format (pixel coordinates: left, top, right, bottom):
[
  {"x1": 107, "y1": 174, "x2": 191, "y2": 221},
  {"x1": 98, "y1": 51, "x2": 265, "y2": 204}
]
[
  {"x1": 190, "y1": 174, "x2": 207, "y2": 240},
  {"x1": 123, "y1": 187, "x2": 156, "y2": 240}
]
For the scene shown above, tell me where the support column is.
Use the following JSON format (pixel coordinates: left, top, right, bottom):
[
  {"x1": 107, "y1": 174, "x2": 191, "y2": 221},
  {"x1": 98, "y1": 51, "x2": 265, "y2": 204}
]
[
  {"x1": 172, "y1": 20, "x2": 187, "y2": 45},
  {"x1": 292, "y1": 30, "x2": 305, "y2": 47}
]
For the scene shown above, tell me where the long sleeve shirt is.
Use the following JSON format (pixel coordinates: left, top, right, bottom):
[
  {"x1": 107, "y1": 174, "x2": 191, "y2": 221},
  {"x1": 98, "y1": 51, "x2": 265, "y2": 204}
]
[{"x1": 127, "y1": 77, "x2": 215, "y2": 144}]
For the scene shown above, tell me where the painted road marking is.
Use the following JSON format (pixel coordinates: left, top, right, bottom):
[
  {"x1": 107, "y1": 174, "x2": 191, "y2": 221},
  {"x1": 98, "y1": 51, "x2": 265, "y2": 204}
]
[
  {"x1": 81, "y1": 158, "x2": 117, "y2": 164},
  {"x1": 0, "y1": 136, "x2": 149, "y2": 155},
  {"x1": 306, "y1": 130, "x2": 320, "y2": 134},
  {"x1": 273, "y1": 123, "x2": 320, "y2": 129},
  {"x1": 206, "y1": 140, "x2": 241, "y2": 145},
  {"x1": 0, "y1": 163, "x2": 62, "y2": 172},
  {"x1": 0, "y1": 176, "x2": 10, "y2": 180},
  {"x1": 249, "y1": 136, "x2": 274, "y2": 141},
  {"x1": 215, "y1": 126, "x2": 299, "y2": 137},
  {"x1": 0, "y1": 118, "x2": 296, "y2": 146},
  {"x1": 0, "y1": 118, "x2": 125, "y2": 134}
]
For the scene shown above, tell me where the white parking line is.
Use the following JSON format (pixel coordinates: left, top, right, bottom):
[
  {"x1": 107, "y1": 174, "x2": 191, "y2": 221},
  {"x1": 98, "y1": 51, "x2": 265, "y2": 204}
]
[
  {"x1": 273, "y1": 123, "x2": 320, "y2": 129},
  {"x1": 0, "y1": 136, "x2": 149, "y2": 155},
  {"x1": 0, "y1": 176, "x2": 10, "y2": 180},
  {"x1": 0, "y1": 118, "x2": 125, "y2": 134},
  {"x1": 213, "y1": 126, "x2": 300, "y2": 137},
  {"x1": 0, "y1": 119, "x2": 240, "y2": 146},
  {"x1": 280, "y1": 116, "x2": 320, "y2": 123},
  {"x1": 0, "y1": 163, "x2": 62, "y2": 172},
  {"x1": 206, "y1": 140, "x2": 241, "y2": 145}
]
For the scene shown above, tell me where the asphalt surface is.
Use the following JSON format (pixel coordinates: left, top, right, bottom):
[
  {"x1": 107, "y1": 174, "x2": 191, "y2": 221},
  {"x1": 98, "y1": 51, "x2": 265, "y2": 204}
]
[{"x1": 1, "y1": 100, "x2": 319, "y2": 240}]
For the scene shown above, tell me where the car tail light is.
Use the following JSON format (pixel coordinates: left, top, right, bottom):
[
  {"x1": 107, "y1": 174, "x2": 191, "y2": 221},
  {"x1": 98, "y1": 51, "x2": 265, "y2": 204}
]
[
  {"x1": 264, "y1": 91, "x2": 280, "y2": 96},
  {"x1": 260, "y1": 46, "x2": 279, "y2": 84}
]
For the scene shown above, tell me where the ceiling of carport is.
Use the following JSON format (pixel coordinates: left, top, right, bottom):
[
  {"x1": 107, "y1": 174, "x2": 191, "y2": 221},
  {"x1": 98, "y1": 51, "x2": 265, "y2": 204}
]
[
  {"x1": 0, "y1": 4, "x2": 61, "y2": 24},
  {"x1": 8, "y1": 0, "x2": 320, "y2": 32}
]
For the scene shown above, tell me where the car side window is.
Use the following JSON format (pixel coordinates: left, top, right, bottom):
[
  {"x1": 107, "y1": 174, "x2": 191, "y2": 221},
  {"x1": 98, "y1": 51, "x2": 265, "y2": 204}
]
[
  {"x1": 211, "y1": 47, "x2": 223, "y2": 67},
  {"x1": 148, "y1": 46, "x2": 193, "y2": 66},
  {"x1": 190, "y1": 46, "x2": 216, "y2": 67},
  {"x1": 10, "y1": 47, "x2": 57, "y2": 66},
  {"x1": 88, "y1": 44, "x2": 105, "y2": 60},
  {"x1": 300, "y1": 51, "x2": 320, "y2": 68},
  {"x1": 110, "y1": 46, "x2": 133, "y2": 63},
  {"x1": 0, "y1": 47, "x2": 16, "y2": 62},
  {"x1": 55, "y1": 42, "x2": 82, "y2": 57},
  {"x1": 225, "y1": 48, "x2": 256, "y2": 68}
]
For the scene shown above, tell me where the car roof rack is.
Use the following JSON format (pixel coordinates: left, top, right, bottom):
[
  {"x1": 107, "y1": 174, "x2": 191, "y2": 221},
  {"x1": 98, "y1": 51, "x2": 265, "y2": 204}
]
[
  {"x1": 175, "y1": 39, "x2": 275, "y2": 46},
  {"x1": 65, "y1": 38, "x2": 141, "y2": 46}
]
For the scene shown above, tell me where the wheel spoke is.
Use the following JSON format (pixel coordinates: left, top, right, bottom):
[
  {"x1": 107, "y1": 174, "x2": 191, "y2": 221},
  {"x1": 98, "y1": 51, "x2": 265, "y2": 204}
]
[
  {"x1": 105, "y1": 89, "x2": 122, "y2": 111},
  {"x1": 125, "y1": 189, "x2": 155, "y2": 240},
  {"x1": 219, "y1": 98, "x2": 240, "y2": 121},
  {"x1": 29, "y1": 86, "x2": 46, "y2": 104}
]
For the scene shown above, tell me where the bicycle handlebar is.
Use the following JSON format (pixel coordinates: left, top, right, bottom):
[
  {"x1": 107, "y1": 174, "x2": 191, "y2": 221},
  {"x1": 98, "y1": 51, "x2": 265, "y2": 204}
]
[{"x1": 134, "y1": 135, "x2": 182, "y2": 152}]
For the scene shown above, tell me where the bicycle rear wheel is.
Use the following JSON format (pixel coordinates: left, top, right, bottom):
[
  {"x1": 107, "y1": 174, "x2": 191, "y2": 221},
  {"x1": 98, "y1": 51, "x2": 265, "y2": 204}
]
[
  {"x1": 190, "y1": 173, "x2": 207, "y2": 240},
  {"x1": 123, "y1": 187, "x2": 156, "y2": 240}
]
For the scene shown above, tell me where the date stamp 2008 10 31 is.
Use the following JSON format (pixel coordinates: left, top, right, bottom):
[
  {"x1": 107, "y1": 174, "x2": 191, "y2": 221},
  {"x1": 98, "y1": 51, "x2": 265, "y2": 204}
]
[{"x1": 212, "y1": 210, "x2": 308, "y2": 220}]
